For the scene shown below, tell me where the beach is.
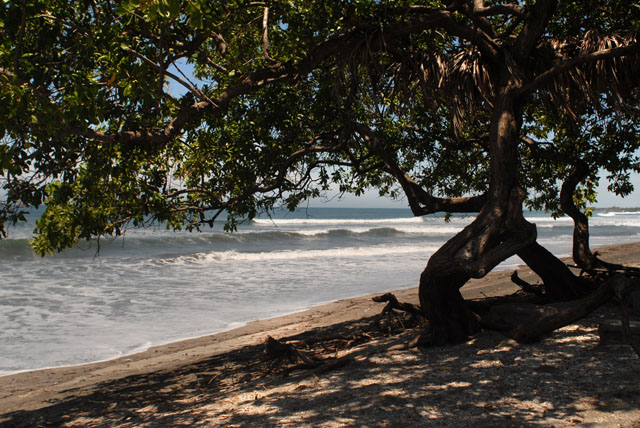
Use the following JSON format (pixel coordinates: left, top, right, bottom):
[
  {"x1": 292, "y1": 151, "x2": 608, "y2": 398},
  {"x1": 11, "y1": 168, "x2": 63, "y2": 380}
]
[{"x1": 1, "y1": 242, "x2": 640, "y2": 427}]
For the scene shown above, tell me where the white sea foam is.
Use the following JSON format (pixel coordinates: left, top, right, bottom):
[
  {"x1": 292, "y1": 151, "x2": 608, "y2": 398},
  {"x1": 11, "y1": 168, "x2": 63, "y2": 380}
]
[
  {"x1": 157, "y1": 244, "x2": 442, "y2": 265},
  {"x1": 251, "y1": 216, "x2": 426, "y2": 226}
]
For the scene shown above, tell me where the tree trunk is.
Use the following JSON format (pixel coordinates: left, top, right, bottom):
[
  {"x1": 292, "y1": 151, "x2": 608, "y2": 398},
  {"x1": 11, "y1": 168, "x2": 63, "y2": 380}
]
[
  {"x1": 559, "y1": 161, "x2": 632, "y2": 273},
  {"x1": 419, "y1": 190, "x2": 537, "y2": 344},
  {"x1": 559, "y1": 161, "x2": 597, "y2": 270},
  {"x1": 516, "y1": 241, "x2": 593, "y2": 299},
  {"x1": 419, "y1": 86, "x2": 536, "y2": 344},
  {"x1": 509, "y1": 274, "x2": 634, "y2": 343}
]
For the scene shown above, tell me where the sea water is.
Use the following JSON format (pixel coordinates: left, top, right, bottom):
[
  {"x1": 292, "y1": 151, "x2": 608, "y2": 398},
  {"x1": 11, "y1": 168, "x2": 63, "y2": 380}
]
[{"x1": 1, "y1": 207, "x2": 639, "y2": 375}]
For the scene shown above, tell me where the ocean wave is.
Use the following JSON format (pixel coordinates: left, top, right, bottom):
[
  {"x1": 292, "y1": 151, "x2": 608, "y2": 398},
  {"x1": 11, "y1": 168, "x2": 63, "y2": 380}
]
[
  {"x1": 251, "y1": 217, "x2": 424, "y2": 226},
  {"x1": 154, "y1": 244, "x2": 441, "y2": 265}
]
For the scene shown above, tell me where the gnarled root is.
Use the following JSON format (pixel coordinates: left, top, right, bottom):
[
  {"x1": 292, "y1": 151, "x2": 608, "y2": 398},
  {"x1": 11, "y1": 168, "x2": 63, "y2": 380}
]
[{"x1": 509, "y1": 274, "x2": 631, "y2": 343}]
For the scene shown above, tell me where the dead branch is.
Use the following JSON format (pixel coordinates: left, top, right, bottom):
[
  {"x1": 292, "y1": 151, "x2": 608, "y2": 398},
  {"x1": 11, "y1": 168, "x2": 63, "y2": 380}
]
[
  {"x1": 372, "y1": 293, "x2": 424, "y2": 333},
  {"x1": 612, "y1": 278, "x2": 640, "y2": 358},
  {"x1": 509, "y1": 274, "x2": 631, "y2": 343},
  {"x1": 372, "y1": 293, "x2": 422, "y2": 316},
  {"x1": 510, "y1": 271, "x2": 544, "y2": 297},
  {"x1": 265, "y1": 336, "x2": 317, "y2": 367}
]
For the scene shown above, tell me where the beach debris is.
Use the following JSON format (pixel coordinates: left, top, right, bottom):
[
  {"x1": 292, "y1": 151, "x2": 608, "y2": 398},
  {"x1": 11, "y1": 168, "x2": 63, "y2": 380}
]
[
  {"x1": 263, "y1": 336, "x2": 356, "y2": 377},
  {"x1": 510, "y1": 271, "x2": 544, "y2": 297},
  {"x1": 372, "y1": 293, "x2": 424, "y2": 333},
  {"x1": 265, "y1": 336, "x2": 318, "y2": 368}
]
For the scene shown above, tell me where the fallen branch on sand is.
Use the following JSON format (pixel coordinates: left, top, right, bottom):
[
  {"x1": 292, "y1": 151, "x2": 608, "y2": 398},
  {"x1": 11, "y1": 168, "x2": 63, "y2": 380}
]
[
  {"x1": 264, "y1": 336, "x2": 355, "y2": 377},
  {"x1": 371, "y1": 293, "x2": 424, "y2": 333},
  {"x1": 509, "y1": 274, "x2": 637, "y2": 346}
]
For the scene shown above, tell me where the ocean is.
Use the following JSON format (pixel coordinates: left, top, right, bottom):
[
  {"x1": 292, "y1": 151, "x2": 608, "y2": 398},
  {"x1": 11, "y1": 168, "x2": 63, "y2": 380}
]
[{"x1": 1, "y1": 207, "x2": 640, "y2": 376}]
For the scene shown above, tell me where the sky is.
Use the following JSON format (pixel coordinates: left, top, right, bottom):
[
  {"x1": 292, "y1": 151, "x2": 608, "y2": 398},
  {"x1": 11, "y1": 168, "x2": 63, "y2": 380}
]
[{"x1": 308, "y1": 171, "x2": 640, "y2": 209}]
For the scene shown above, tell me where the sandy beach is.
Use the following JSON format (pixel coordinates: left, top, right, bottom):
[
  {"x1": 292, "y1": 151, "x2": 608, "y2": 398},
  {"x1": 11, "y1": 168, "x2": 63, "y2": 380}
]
[{"x1": 1, "y1": 242, "x2": 640, "y2": 427}]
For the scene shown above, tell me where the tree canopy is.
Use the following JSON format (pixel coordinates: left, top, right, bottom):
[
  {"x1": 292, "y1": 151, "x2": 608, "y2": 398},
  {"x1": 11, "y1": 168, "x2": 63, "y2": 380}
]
[{"x1": 2, "y1": 0, "x2": 640, "y2": 343}]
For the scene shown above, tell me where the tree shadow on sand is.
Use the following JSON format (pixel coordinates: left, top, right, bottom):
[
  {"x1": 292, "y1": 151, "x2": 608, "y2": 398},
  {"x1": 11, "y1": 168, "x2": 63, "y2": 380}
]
[{"x1": 2, "y1": 303, "x2": 640, "y2": 428}]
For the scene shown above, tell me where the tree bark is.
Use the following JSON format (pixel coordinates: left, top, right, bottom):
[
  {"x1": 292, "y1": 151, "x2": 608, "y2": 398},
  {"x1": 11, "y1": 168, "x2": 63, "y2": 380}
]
[
  {"x1": 419, "y1": 85, "x2": 536, "y2": 344},
  {"x1": 516, "y1": 241, "x2": 593, "y2": 299},
  {"x1": 509, "y1": 274, "x2": 633, "y2": 343},
  {"x1": 559, "y1": 160, "x2": 597, "y2": 271}
]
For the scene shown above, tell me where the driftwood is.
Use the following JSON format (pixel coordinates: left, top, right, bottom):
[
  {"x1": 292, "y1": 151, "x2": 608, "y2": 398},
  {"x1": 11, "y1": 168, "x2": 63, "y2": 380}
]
[
  {"x1": 264, "y1": 336, "x2": 354, "y2": 376},
  {"x1": 509, "y1": 274, "x2": 629, "y2": 343},
  {"x1": 265, "y1": 336, "x2": 317, "y2": 366},
  {"x1": 372, "y1": 293, "x2": 424, "y2": 332},
  {"x1": 372, "y1": 293, "x2": 422, "y2": 316},
  {"x1": 510, "y1": 271, "x2": 544, "y2": 297}
]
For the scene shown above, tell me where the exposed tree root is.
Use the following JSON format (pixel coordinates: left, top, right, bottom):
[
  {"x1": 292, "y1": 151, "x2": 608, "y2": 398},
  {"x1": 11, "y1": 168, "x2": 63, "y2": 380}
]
[
  {"x1": 570, "y1": 256, "x2": 640, "y2": 278},
  {"x1": 509, "y1": 274, "x2": 631, "y2": 343}
]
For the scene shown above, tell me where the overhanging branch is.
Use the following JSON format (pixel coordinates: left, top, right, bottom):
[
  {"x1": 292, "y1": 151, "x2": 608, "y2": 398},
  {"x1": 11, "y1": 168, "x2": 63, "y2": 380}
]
[
  {"x1": 353, "y1": 123, "x2": 486, "y2": 216},
  {"x1": 519, "y1": 42, "x2": 640, "y2": 95}
]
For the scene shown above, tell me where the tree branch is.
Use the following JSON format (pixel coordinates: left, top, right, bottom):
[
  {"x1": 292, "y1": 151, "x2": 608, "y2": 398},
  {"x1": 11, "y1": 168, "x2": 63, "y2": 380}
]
[
  {"x1": 473, "y1": 2, "x2": 525, "y2": 17},
  {"x1": 121, "y1": 46, "x2": 217, "y2": 107},
  {"x1": 26, "y1": 11, "x2": 497, "y2": 151},
  {"x1": 515, "y1": 0, "x2": 557, "y2": 58},
  {"x1": 353, "y1": 123, "x2": 486, "y2": 216},
  {"x1": 518, "y1": 42, "x2": 640, "y2": 95},
  {"x1": 262, "y1": 6, "x2": 274, "y2": 62}
]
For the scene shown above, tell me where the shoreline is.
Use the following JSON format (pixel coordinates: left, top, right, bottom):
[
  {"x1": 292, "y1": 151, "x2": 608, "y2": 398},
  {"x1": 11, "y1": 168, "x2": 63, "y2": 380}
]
[
  {"x1": 0, "y1": 285, "x2": 419, "y2": 380},
  {"x1": 0, "y1": 261, "x2": 532, "y2": 379},
  {"x1": 2, "y1": 241, "x2": 640, "y2": 422}
]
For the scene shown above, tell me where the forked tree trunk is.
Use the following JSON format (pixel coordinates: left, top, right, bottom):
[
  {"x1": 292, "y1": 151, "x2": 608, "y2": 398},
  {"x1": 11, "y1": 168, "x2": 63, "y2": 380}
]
[{"x1": 419, "y1": 87, "x2": 537, "y2": 344}]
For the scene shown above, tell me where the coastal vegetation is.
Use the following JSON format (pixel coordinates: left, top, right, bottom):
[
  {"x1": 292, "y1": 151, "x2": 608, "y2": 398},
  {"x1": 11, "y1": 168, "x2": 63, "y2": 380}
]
[{"x1": 1, "y1": 0, "x2": 639, "y2": 345}]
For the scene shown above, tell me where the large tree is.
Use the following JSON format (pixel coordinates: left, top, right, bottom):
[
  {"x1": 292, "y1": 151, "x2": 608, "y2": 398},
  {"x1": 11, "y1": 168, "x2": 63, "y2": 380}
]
[{"x1": 1, "y1": 0, "x2": 639, "y2": 344}]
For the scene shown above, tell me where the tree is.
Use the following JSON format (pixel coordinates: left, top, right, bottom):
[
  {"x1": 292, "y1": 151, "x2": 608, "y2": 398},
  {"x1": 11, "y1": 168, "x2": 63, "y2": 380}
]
[{"x1": 1, "y1": 0, "x2": 639, "y2": 344}]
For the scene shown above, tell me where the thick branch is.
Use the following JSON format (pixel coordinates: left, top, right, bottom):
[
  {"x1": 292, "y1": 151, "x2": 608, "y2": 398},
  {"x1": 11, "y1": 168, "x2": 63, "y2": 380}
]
[
  {"x1": 354, "y1": 123, "x2": 487, "y2": 216},
  {"x1": 519, "y1": 42, "x2": 640, "y2": 95},
  {"x1": 515, "y1": 0, "x2": 557, "y2": 58}
]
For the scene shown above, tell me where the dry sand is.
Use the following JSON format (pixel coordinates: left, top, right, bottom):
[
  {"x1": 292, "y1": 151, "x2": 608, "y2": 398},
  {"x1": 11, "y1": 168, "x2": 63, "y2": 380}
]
[{"x1": 1, "y1": 242, "x2": 640, "y2": 427}]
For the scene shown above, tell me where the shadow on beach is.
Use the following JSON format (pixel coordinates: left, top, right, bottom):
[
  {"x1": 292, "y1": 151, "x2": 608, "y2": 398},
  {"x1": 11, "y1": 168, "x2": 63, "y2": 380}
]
[{"x1": 2, "y1": 302, "x2": 640, "y2": 428}]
